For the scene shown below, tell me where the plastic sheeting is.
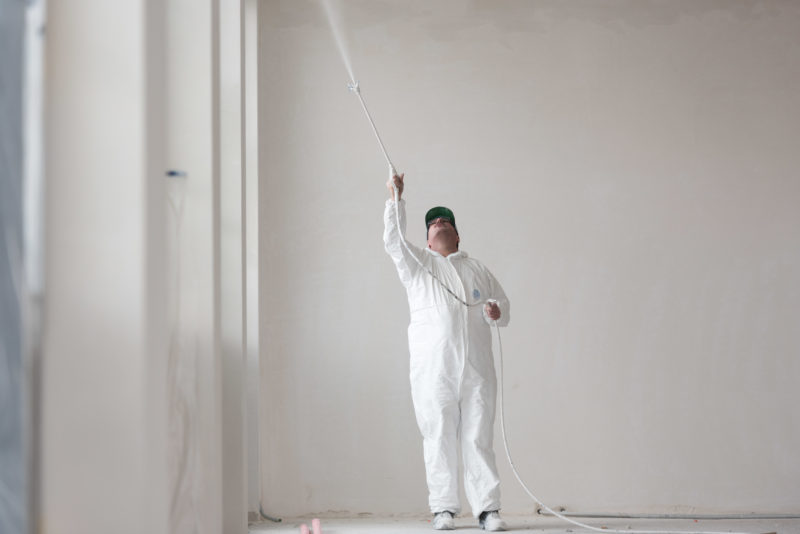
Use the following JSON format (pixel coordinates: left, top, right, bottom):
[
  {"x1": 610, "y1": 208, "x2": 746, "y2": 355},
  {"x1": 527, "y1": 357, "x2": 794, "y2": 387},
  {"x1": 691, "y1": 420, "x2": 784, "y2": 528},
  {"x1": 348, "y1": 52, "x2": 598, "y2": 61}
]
[{"x1": 0, "y1": 0, "x2": 28, "y2": 533}]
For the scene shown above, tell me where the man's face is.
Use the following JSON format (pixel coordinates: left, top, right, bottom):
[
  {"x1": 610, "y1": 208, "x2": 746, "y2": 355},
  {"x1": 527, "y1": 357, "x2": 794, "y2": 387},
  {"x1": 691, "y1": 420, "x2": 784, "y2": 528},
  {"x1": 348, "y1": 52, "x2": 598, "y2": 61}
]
[{"x1": 427, "y1": 217, "x2": 459, "y2": 249}]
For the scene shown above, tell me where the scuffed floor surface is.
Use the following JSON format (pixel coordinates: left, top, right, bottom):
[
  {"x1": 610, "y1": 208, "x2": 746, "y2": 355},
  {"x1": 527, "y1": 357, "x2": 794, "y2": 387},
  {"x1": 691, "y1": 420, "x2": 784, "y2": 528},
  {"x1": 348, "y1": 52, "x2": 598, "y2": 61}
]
[{"x1": 250, "y1": 516, "x2": 800, "y2": 534}]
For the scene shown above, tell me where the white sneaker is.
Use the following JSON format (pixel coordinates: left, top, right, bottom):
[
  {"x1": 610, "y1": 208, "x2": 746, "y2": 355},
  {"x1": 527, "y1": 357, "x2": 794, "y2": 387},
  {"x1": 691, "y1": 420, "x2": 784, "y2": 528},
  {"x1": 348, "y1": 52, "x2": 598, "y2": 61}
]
[
  {"x1": 479, "y1": 511, "x2": 506, "y2": 531},
  {"x1": 432, "y1": 511, "x2": 455, "y2": 530}
]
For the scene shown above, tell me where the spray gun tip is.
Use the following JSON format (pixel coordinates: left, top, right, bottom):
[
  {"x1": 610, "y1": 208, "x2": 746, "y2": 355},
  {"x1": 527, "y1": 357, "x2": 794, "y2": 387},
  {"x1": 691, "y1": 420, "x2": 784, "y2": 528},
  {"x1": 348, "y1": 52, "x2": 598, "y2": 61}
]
[{"x1": 347, "y1": 80, "x2": 360, "y2": 93}]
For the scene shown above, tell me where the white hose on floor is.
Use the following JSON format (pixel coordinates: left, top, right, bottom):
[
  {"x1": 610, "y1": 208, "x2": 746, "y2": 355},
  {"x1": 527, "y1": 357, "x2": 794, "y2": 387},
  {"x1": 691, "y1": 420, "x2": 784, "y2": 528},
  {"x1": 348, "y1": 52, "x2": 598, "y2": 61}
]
[{"x1": 491, "y1": 321, "x2": 758, "y2": 534}]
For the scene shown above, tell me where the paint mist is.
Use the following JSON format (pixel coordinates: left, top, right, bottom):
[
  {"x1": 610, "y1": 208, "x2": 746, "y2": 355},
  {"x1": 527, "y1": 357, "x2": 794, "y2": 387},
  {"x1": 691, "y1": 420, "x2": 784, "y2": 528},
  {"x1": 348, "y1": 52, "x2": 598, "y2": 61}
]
[{"x1": 319, "y1": 0, "x2": 357, "y2": 84}]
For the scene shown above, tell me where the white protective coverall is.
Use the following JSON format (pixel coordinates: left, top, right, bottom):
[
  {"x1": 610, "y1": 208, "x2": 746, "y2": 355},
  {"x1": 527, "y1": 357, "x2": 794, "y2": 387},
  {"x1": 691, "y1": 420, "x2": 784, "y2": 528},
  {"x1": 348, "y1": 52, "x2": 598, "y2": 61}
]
[{"x1": 383, "y1": 199, "x2": 510, "y2": 517}]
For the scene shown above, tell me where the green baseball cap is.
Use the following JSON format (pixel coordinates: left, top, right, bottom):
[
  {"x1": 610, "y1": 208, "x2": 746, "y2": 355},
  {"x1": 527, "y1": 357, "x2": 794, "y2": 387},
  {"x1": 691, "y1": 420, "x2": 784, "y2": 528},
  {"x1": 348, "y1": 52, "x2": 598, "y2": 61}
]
[{"x1": 425, "y1": 206, "x2": 457, "y2": 236}]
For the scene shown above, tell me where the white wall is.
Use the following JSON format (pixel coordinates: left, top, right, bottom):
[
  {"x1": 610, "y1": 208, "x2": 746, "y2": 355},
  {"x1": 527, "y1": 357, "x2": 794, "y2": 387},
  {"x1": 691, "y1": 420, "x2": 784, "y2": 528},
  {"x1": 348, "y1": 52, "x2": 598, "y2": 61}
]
[
  {"x1": 220, "y1": 0, "x2": 248, "y2": 530},
  {"x1": 39, "y1": 1, "x2": 251, "y2": 533},
  {"x1": 244, "y1": 0, "x2": 263, "y2": 517},
  {"x1": 166, "y1": 0, "x2": 250, "y2": 531},
  {"x1": 164, "y1": 0, "x2": 222, "y2": 530},
  {"x1": 258, "y1": 0, "x2": 800, "y2": 517},
  {"x1": 41, "y1": 1, "x2": 168, "y2": 533},
  {"x1": 165, "y1": 0, "x2": 253, "y2": 532}
]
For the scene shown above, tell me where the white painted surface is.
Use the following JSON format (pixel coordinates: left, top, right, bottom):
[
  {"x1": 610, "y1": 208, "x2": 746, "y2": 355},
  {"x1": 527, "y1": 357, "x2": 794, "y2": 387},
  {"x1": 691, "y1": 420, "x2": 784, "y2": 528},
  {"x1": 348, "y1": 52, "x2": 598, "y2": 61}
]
[
  {"x1": 258, "y1": 0, "x2": 800, "y2": 518},
  {"x1": 165, "y1": 0, "x2": 224, "y2": 533},
  {"x1": 244, "y1": 0, "x2": 263, "y2": 516},
  {"x1": 38, "y1": 1, "x2": 253, "y2": 532},
  {"x1": 220, "y1": 0, "x2": 248, "y2": 531},
  {"x1": 41, "y1": 1, "x2": 168, "y2": 533}
]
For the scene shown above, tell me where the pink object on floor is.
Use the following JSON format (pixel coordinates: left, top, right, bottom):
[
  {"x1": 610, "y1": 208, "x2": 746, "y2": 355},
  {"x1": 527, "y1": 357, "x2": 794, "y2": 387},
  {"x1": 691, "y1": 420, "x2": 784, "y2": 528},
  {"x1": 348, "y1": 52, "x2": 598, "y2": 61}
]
[
  {"x1": 299, "y1": 524, "x2": 309, "y2": 534},
  {"x1": 311, "y1": 518, "x2": 321, "y2": 534}
]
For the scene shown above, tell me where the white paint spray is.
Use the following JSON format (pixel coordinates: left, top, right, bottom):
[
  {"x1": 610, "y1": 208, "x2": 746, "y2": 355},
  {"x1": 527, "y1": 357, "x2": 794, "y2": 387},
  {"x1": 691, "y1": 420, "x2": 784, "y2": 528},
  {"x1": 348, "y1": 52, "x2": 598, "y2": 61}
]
[{"x1": 319, "y1": 0, "x2": 356, "y2": 85}]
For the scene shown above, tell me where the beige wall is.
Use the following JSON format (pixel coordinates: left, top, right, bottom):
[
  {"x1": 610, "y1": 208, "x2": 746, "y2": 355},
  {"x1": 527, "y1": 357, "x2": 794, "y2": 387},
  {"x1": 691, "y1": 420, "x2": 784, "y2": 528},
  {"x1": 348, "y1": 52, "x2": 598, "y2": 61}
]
[{"x1": 258, "y1": 0, "x2": 800, "y2": 517}]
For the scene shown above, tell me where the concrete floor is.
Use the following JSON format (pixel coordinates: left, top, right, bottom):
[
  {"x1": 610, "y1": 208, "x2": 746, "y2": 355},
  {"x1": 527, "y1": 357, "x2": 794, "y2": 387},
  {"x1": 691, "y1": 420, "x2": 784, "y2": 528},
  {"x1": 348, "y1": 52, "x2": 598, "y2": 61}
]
[{"x1": 250, "y1": 515, "x2": 800, "y2": 534}]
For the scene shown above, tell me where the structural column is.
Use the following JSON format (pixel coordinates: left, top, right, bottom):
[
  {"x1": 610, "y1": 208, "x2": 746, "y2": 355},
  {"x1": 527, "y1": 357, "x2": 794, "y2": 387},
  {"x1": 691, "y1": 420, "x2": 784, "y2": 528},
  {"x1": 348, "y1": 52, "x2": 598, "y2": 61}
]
[{"x1": 41, "y1": 1, "x2": 168, "y2": 533}]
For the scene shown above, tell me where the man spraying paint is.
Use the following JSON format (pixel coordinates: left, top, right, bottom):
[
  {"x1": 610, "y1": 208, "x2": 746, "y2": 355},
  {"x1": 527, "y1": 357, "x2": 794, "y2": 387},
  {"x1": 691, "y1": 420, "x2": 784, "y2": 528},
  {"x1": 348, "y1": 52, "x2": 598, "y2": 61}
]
[{"x1": 384, "y1": 173, "x2": 510, "y2": 532}]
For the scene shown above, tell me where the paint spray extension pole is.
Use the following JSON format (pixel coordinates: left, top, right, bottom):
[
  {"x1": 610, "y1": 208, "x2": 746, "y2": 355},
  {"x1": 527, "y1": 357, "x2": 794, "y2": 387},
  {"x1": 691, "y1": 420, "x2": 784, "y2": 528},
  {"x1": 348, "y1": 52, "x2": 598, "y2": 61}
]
[
  {"x1": 348, "y1": 81, "x2": 397, "y2": 177},
  {"x1": 347, "y1": 80, "x2": 483, "y2": 307}
]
